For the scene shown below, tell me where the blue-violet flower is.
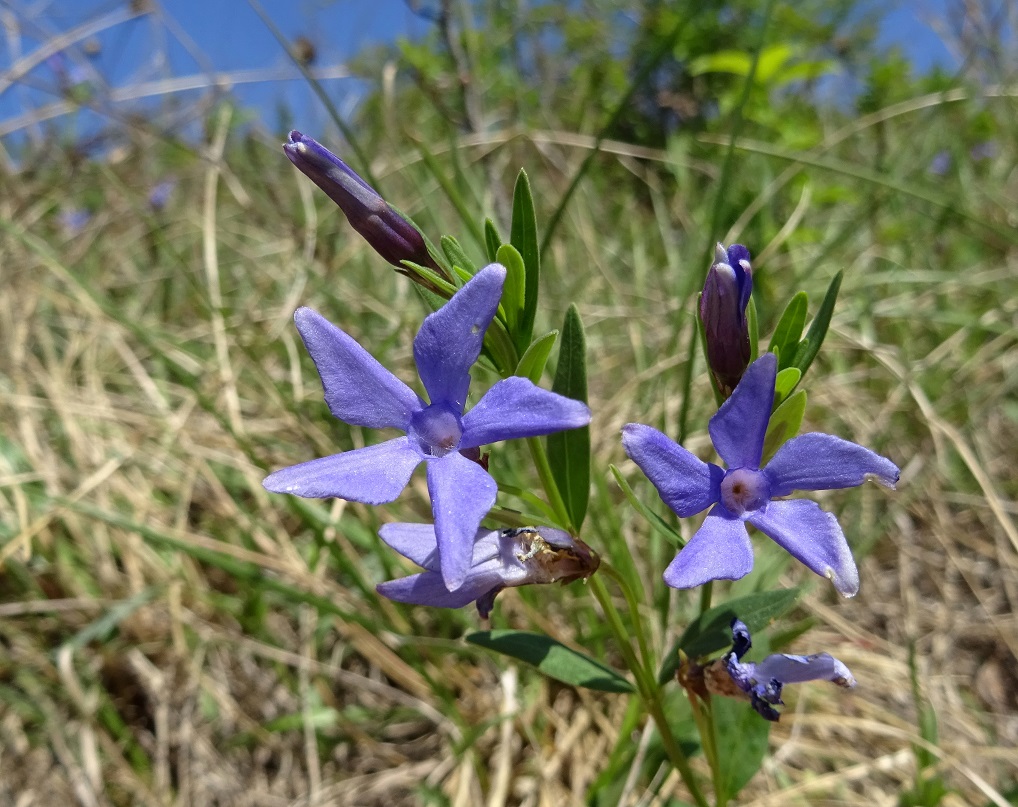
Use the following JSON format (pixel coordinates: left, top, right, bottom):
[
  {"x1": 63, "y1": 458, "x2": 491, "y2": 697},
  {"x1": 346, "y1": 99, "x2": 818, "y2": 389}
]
[
  {"x1": 263, "y1": 264, "x2": 591, "y2": 590},
  {"x1": 704, "y1": 618, "x2": 856, "y2": 721},
  {"x1": 376, "y1": 523, "x2": 600, "y2": 618},
  {"x1": 622, "y1": 352, "x2": 899, "y2": 596},
  {"x1": 700, "y1": 243, "x2": 753, "y2": 397}
]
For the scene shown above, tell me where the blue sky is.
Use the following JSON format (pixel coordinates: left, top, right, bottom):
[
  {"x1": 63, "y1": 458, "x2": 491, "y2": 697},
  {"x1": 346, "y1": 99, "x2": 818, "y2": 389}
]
[{"x1": 0, "y1": 0, "x2": 962, "y2": 150}]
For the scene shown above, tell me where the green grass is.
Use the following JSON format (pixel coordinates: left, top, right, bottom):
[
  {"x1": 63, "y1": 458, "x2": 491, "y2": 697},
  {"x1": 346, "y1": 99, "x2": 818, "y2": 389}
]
[{"x1": 2, "y1": 3, "x2": 1018, "y2": 805}]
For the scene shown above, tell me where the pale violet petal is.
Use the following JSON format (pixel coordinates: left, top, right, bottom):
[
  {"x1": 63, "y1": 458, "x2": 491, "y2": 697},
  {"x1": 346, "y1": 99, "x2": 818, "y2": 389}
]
[
  {"x1": 426, "y1": 452, "x2": 498, "y2": 590},
  {"x1": 378, "y1": 523, "x2": 440, "y2": 570},
  {"x1": 262, "y1": 437, "x2": 420, "y2": 503},
  {"x1": 754, "y1": 652, "x2": 856, "y2": 688},
  {"x1": 708, "y1": 352, "x2": 776, "y2": 470},
  {"x1": 765, "y1": 433, "x2": 899, "y2": 496},
  {"x1": 294, "y1": 307, "x2": 422, "y2": 429},
  {"x1": 748, "y1": 499, "x2": 860, "y2": 597},
  {"x1": 377, "y1": 570, "x2": 498, "y2": 609},
  {"x1": 413, "y1": 264, "x2": 506, "y2": 410},
  {"x1": 460, "y1": 377, "x2": 590, "y2": 448},
  {"x1": 622, "y1": 423, "x2": 722, "y2": 517},
  {"x1": 663, "y1": 508, "x2": 754, "y2": 588}
]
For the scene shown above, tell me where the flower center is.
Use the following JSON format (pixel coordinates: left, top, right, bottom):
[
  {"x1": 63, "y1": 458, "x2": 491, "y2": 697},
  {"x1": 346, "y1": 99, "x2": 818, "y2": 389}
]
[
  {"x1": 407, "y1": 404, "x2": 463, "y2": 458},
  {"x1": 720, "y1": 468, "x2": 770, "y2": 517}
]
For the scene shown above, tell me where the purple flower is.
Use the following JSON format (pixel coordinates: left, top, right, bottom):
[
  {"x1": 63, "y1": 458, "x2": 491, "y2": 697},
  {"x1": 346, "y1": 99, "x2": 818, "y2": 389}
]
[
  {"x1": 283, "y1": 130, "x2": 442, "y2": 274},
  {"x1": 148, "y1": 179, "x2": 176, "y2": 211},
  {"x1": 263, "y1": 264, "x2": 591, "y2": 590},
  {"x1": 376, "y1": 523, "x2": 600, "y2": 617},
  {"x1": 59, "y1": 208, "x2": 91, "y2": 236},
  {"x1": 700, "y1": 243, "x2": 753, "y2": 397},
  {"x1": 622, "y1": 353, "x2": 898, "y2": 596},
  {"x1": 928, "y1": 151, "x2": 952, "y2": 176},
  {"x1": 716, "y1": 619, "x2": 856, "y2": 721}
]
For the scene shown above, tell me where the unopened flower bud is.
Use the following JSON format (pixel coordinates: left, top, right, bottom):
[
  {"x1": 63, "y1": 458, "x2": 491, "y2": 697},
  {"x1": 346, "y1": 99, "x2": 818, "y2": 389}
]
[
  {"x1": 700, "y1": 243, "x2": 753, "y2": 397},
  {"x1": 283, "y1": 130, "x2": 441, "y2": 273}
]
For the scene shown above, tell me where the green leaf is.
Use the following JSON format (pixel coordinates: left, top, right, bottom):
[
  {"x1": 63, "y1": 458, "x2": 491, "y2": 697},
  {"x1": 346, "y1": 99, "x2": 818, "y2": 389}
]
[
  {"x1": 484, "y1": 217, "x2": 502, "y2": 264},
  {"x1": 713, "y1": 697, "x2": 772, "y2": 800},
  {"x1": 496, "y1": 243, "x2": 526, "y2": 339},
  {"x1": 772, "y1": 367, "x2": 802, "y2": 407},
  {"x1": 792, "y1": 271, "x2": 842, "y2": 378},
  {"x1": 510, "y1": 169, "x2": 540, "y2": 353},
  {"x1": 440, "y1": 235, "x2": 477, "y2": 275},
  {"x1": 658, "y1": 588, "x2": 802, "y2": 683},
  {"x1": 547, "y1": 305, "x2": 590, "y2": 529},
  {"x1": 466, "y1": 630, "x2": 634, "y2": 693},
  {"x1": 768, "y1": 291, "x2": 808, "y2": 371},
  {"x1": 762, "y1": 389, "x2": 806, "y2": 463},
  {"x1": 516, "y1": 330, "x2": 558, "y2": 384}
]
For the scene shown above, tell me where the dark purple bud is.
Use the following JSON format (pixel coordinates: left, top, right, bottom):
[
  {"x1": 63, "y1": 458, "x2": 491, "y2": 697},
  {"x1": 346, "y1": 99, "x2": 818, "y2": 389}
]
[
  {"x1": 283, "y1": 130, "x2": 440, "y2": 273},
  {"x1": 700, "y1": 243, "x2": 753, "y2": 397}
]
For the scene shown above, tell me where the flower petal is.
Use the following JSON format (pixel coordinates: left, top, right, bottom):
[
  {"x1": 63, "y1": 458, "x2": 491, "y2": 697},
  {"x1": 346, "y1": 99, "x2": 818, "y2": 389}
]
[
  {"x1": 426, "y1": 451, "x2": 498, "y2": 590},
  {"x1": 378, "y1": 523, "x2": 440, "y2": 570},
  {"x1": 708, "y1": 352, "x2": 776, "y2": 469},
  {"x1": 622, "y1": 423, "x2": 722, "y2": 517},
  {"x1": 262, "y1": 437, "x2": 420, "y2": 503},
  {"x1": 764, "y1": 432, "x2": 900, "y2": 496},
  {"x1": 294, "y1": 307, "x2": 421, "y2": 429},
  {"x1": 460, "y1": 377, "x2": 591, "y2": 448},
  {"x1": 376, "y1": 570, "x2": 498, "y2": 609},
  {"x1": 748, "y1": 499, "x2": 859, "y2": 597},
  {"x1": 663, "y1": 508, "x2": 754, "y2": 588},
  {"x1": 754, "y1": 652, "x2": 856, "y2": 688},
  {"x1": 414, "y1": 264, "x2": 506, "y2": 410}
]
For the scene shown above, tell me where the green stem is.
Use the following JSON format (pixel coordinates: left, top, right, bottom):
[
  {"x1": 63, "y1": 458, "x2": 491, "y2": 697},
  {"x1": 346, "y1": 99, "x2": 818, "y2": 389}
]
[
  {"x1": 600, "y1": 563, "x2": 653, "y2": 680},
  {"x1": 525, "y1": 436, "x2": 571, "y2": 529},
  {"x1": 698, "y1": 581, "x2": 713, "y2": 616},
  {"x1": 589, "y1": 576, "x2": 709, "y2": 807}
]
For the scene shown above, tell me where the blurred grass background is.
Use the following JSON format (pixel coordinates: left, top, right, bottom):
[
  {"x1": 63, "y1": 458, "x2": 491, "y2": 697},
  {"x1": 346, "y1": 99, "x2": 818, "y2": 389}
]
[{"x1": 1, "y1": 1, "x2": 1017, "y2": 804}]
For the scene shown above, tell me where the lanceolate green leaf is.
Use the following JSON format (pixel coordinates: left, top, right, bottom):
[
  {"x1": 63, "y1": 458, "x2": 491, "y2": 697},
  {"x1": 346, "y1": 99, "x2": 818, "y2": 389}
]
[
  {"x1": 772, "y1": 367, "x2": 801, "y2": 406},
  {"x1": 510, "y1": 169, "x2": 540, "y2": 353},
  {"x1": 658, "y1": 588, "x2": 802, "y2": 683},
  {"x1": 440, "y1": 235, "x2": 477, "y2": 275},
  {"x1": 713, "y1": 697, "x2": 772, "y2": 800},
  {"x1": 516, "y1": 330, "x2": 558, "y2": 384},
  {"x1": 466, "y1": 630, "x2": 634, "y2": 693},
  {"x1": 762, "y1": 388, "x2": 806, "y2": 463},
  {"x1": 547, "y1": 305, "x2": 590, "y2": 529},
  {"x1": 484, "y1": 217, "x2": 502, "y2": 264},
  {"x1": 496, "y1": 243, "x2": 526, "y2": 339},
  {"x1": 792, "y1": 271, "x2": 842, "y2": 378},
  {"x1": 768, "y1": 291, "x2": 808, "y2": 371}
]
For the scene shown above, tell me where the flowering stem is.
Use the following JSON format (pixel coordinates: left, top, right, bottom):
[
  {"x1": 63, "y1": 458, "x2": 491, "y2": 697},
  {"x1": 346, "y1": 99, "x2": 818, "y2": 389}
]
[{"x1": 589, "y1": 575, "x2": 709, "y2": 807}]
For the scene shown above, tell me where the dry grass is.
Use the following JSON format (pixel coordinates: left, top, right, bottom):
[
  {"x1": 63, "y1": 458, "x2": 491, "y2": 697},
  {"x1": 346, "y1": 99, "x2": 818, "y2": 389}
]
[{"x1": 3, "y1": 11, "x2": 1018, "y2": 805}]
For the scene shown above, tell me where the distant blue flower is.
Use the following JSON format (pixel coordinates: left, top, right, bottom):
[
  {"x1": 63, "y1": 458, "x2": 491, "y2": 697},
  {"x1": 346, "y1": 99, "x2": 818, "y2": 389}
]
[
  {"x1": 59, "y1": 208, "x2": 91, "y2": 236},
  {"x1": 148, "y1": 179, "x2": 176, "y2": 211},
  {"x1": 700, "y1": 243, "x2": 753, "y2": 397},
  {"x1": 970, "y1": 141, "x2": 997, "y2": 161},
  {"x1": 722, "y1": 619, "x2": 856, "y2": 721},
  {"x1": 263, "y1": 264, "x2": 591, "y2": 590},
  {"x1": 376, "y1": 523, "x2": 600, "y2": 617},
  {"x1": 928, "y1": 151, "x2": 952, "y2": 176},
  {"x1": 622, "y1": 353, "x2": 899, "y2": 596}
]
